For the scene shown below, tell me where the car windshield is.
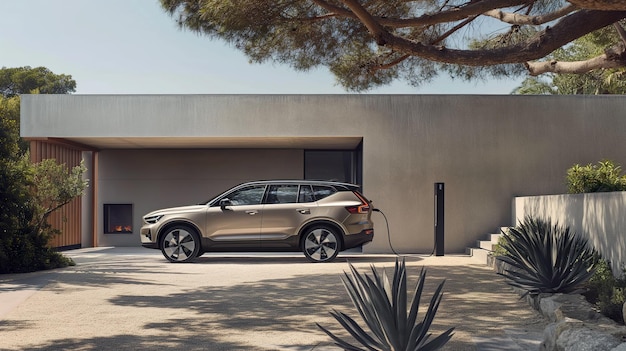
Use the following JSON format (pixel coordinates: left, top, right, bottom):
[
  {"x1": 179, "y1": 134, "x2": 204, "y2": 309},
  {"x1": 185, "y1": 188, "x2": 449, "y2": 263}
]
[
  {"x1": 197, "y1": 191, "x2": 222, "y2": 205},
  {"x1": 197, "y1": 184, "x2": 267, "y2": 206}
]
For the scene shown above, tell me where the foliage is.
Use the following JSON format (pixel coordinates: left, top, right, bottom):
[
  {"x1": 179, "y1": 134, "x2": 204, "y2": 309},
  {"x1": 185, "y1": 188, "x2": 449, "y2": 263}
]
[
  {"x1": 0, "y1": 98, "x2": 70, "y2": 273},
  {"x1": 0, "y1": 98, "x2": 31, "y2": 270},
  {"x1": 0, "y1": 97, "x2": 21, "y2": 158},
  {"x1": 496, "y1": 217, "x2": 598, "y2": 297},
  {"x1": 0, "y1": 153, "x2": 83, "y2": 274},
  {"x1": 0, "y1": 67, "x2": 81, "y2": 274},
  {"x1": 0, "y1": 66, "x2": 76, "y2": 98},
  {"x1": 317, "y1": 258, "x2": 454, "y2": 351},
  {"x1": 584, "y1": 259, "x2": 626, "y2": 324},
  {"x1": 30, "y1": 158, "x2": 88, "y2": 239},
  {"x1": 514, "y1": 26, "x2": 626, "y2": 95},
  {"x1": 160, "y1": 0, "x2": 626, "y2": 91},
  {"x1": 566, "y1": 160, "x2": 626, "y2": 194},
  {"x1": 490, "y1": 236, "x2": 508, "y2": 257},
  {"x1": 512, "y1": 77, "x2": 556, "y2": 95}
]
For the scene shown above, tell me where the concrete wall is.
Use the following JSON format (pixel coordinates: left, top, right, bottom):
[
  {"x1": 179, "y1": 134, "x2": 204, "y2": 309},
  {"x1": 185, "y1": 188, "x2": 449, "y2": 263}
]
[
  {"x1": 97, "y1": 149, "x2": 303, "y2": 246},
  {"x1": 21, "y1": 95, "x2": 626, "y2": 253},
  {"x1": 514, "y1": 192, "x2": 626, "y2": 276}
]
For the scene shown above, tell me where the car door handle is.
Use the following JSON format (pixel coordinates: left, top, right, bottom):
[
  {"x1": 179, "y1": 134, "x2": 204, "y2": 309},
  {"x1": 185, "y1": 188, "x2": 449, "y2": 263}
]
[
  {"x1": 245, "y1": 210, "x2": 258, "y2": 215},
  {"x1": 296, "y1": 208, "x2": 310, "y2": 214}
]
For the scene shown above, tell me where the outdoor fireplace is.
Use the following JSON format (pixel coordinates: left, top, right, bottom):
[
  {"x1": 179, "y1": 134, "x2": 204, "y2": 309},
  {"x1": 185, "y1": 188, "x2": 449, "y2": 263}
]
[{"x1": 104, "y1": 204, "x2": 133, "y2": 234}]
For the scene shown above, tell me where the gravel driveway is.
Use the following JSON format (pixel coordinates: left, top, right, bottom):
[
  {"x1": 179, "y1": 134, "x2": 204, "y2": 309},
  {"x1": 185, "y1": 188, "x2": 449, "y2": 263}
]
[{"x1": 0, "y1": 248, "x2": 548, "y2": 350}]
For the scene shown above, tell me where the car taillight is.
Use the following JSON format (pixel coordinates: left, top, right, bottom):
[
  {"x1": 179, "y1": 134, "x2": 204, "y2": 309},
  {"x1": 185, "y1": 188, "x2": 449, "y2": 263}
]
[{"x1": 345, "y1": 192, "x2": 371, "y2": 214}]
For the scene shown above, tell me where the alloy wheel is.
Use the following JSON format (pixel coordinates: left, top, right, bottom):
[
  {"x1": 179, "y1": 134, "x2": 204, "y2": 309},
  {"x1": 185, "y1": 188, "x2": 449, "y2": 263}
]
[
  {"x1": 303, "y1": 227, "x2": 340, "y2": 263},
  {"x1": 161, "y1": 226, "x2": 200, "y2": 263}
]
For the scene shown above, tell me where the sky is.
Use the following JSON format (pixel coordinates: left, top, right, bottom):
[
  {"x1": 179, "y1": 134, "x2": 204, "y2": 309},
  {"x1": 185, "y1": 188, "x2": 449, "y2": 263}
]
[{"x1": 0, "y1": 0, "x2": 524, "y2": 95}]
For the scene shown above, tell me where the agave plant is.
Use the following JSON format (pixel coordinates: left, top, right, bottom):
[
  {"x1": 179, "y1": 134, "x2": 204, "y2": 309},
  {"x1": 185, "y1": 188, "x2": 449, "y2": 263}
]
[
  {"x1": 496, "y1": 216, "x2": 598, "y2": 297},
  {"x1": 317, "y1": 258, "x2": 454, "y2": 351}
]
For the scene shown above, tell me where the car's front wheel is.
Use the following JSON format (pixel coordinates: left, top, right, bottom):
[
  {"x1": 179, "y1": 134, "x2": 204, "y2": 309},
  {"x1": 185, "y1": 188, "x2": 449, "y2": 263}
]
[
  {"x1": 301, "y1": 225, "x2": 341, "y2": 263},
  {"x1": 159, "y1": 225, "x2": 201, "y2": 263}
]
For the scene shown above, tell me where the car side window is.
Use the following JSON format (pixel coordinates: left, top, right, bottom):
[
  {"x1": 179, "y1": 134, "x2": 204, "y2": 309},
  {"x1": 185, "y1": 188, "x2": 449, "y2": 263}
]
[
  {"x1": 312, "y1": 185, "x2": 336, "y2": 201},
  {"x1": 266, "y1": 184, "x2": 298, "y2": 204},
  {"x1": 226, "y1": 185, "x2": 266, "y2": 206},
  {"x1": 298, "y1": 185, "x2": 314, "y2": 203}
]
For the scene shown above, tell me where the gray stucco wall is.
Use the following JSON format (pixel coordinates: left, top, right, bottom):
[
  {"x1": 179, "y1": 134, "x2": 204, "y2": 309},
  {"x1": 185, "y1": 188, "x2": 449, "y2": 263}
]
[
  {"x1": 21, "y1": 95, "x2": 626, "y2": 253},
  {"x1": 97, "y1": 149, "x2": 303, "y2": 247}
]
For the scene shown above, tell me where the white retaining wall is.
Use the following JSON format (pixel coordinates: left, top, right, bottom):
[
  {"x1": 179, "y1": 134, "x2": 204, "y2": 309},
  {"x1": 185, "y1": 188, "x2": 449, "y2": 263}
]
[{"x1": 514, "y1": 192, "x2": 626, "y2": 276}]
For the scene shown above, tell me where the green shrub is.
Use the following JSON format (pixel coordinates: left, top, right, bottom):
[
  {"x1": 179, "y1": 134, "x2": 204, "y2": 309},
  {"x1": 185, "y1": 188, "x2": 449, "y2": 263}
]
[
  {"x1": 1, "y1": 96, "x2": 83, "y2": 274},
  {"x1": 317, "y1": 258, "x2": 454, "y2": 351},
  {"x1": 491, "y1": 234, "x2": 509, "y2": 257},
  {"x1": 566, "y1": 160, "x2": 626, "y2": 193},
  {"x1": 584, "y1": 259, "x2": 626, "y2": 324},
  {"x1": 496, "y1": 217, "x2": 598, "y2": 297}
]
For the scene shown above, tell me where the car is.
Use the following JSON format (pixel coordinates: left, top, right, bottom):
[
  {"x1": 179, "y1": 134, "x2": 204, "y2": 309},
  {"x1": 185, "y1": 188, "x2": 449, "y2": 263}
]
[{"x1": 140, "y1": 180, "x2": 374, "y2": 263}]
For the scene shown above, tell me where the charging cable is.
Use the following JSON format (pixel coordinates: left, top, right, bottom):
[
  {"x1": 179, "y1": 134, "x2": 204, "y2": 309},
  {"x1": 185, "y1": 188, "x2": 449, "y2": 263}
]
[
  {"x1": 372, "y1": 208, "x2": 434, "y2": 257},
  {"x1": 372, "y1": 208, "x2": 399, "y2": 255}
]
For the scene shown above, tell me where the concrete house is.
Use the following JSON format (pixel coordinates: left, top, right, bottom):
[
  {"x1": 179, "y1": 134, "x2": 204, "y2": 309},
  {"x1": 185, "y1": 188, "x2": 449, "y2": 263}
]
[{"x1": 20, "y1": 94, "x2": 626, "y2": 254}]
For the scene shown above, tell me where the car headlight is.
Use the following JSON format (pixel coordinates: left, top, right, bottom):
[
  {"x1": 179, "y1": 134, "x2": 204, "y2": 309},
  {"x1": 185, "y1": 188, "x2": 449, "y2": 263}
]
[{"x1": 144, "y1": 215, "x2": 163, "y2": 224}]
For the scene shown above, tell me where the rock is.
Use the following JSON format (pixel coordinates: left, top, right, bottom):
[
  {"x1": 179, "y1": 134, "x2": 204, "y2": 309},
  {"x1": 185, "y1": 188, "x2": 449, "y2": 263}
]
[
  {"x1": 516, "y1": 293, "x2": 626, "y2": 351},
  {"x1": 541, "y1": 318, "x2": 584, "y2": 351},
  {"x1": 610, "y1": 343, "x2": 626, "y2": 351},
  {"x1": 538, "y1": 294, "x2": 601, "y2": 322},
  {"x1": 556, "y1": 327, "x2": 621, "y2": 351}
]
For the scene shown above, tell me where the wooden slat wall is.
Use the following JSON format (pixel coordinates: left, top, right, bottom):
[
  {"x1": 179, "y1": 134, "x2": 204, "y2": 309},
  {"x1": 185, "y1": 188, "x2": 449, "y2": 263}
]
[{"x1": 30, "y1": 141, "x2": 83, "y2": 249}]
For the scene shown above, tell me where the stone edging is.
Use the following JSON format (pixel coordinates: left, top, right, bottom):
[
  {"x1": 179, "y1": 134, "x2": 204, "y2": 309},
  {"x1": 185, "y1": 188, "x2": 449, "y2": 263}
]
[
  {"x1": 489, "y1": 255, "x2": 626, "y2": 351},
  {"x1": 525, "y1": 292, "x2": 626, "y2": 351}
]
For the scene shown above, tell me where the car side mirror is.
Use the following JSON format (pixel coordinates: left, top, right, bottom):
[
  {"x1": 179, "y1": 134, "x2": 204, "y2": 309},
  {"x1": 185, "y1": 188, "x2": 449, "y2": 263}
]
[{"x1": 220, "y1": 198, "x2": 232, "y2": 210}]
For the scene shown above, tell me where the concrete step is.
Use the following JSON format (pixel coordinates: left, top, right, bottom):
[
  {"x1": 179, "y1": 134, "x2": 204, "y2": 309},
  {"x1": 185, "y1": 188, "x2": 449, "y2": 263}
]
[
  {"x1": 466, "y1": 228, "x2": 508, "y2": 265},
  {"x1": 467, "y1": 246, "x2": 490, "y2": 263},
  {"x1": 490, "y1": 232, "x2": 504, "y2": 243},
  {"x1": 478, "y1": 239, "x2": 494, "y2": 250}
]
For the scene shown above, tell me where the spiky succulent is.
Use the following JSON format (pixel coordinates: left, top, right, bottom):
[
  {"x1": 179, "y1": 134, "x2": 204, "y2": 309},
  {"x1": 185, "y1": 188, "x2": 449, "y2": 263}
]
[
  {"x1": 317, "y1": 258, "x2": 454, "y2": 351},
  {"x1": 496, "y1": 216, "x2": 598, "y2": 297}
]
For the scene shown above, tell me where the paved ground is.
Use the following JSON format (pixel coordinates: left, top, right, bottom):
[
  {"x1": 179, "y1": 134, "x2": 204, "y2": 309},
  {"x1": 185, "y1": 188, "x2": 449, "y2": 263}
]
[{"x1": 0, "y1": 248, "x2": 548, "y2": 350}]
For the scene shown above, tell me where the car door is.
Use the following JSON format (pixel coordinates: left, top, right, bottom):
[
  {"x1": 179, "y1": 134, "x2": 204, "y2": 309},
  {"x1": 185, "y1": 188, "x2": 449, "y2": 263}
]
[
  {"x1": 204, "y1": 184, "x2": 266, "y2": 247},
  {"x1": 260, "y1": 184, "x2": 316, "y2": 248}
]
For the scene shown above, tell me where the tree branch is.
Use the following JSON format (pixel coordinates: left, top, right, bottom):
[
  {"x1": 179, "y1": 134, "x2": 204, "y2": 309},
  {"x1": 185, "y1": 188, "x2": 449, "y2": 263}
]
[
  {"x1": 526, "y1": 43, "x2": 626, "y2": 75},
  {"x1": 567, "y1": 0, "x2": 626, "y2": 11},
  {"x1": 483, "y1": 4, "x2": 578, "y2": 25},
  {"x1": 319, "y1": 0, "x2": 530, "y2": 28},
  {"x1": 614, "y1": 22, "x2": 626, "y2": 44},
  {"x1": 379, "y1": 10, "x2": 626, "y2": 65},
  {"x1": 380, "y1": 0, "x2": 528, "y2": 27},
  {"x1": 340, "y1": 0, "x2": 389, "y2": 45},
  {"x1": 432, "y1": 15, "x2": 478, "y2": 45},
  {"x1": 372, "y1": 54, "x2": 410, "y2": 71},
  {"x1": 311, "y1": 0, "x2": 353, "y2": 18}
]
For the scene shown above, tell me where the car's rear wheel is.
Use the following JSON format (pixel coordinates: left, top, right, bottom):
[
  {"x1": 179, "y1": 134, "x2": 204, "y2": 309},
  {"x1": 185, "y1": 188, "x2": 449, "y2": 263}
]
[
  {"x1": 301, "y1": 225, "x2": 341, "y2": 263},
  {"x1": 160, "y1": 225, "x2": 201, "y2": 263}
]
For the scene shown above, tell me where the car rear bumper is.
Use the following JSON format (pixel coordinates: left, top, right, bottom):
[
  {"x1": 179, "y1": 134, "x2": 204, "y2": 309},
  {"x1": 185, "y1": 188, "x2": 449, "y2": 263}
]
[{"x1": 343, "y1": 228, "x2": 374, "y2": 249}]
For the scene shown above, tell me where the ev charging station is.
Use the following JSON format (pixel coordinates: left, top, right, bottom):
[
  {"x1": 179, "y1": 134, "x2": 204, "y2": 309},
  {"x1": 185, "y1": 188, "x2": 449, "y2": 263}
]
[{"x1": 434, "y1": 182, "x2": 445, "y2": 256}]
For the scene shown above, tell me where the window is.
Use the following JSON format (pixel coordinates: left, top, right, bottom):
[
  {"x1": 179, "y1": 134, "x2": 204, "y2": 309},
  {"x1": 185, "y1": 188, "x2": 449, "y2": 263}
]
[
  {"x1": 266, "y1": 184, "x2": 299, "y2": 204},
  {"x1": 312, "y1": 186, "x2": 336, "y2": 201},
  {"x1": 226, "y1": 185, "x2": 266, "y2": 206},
  {"x1": 298, "y1": 185, "x2": 314, "y2": 203}
]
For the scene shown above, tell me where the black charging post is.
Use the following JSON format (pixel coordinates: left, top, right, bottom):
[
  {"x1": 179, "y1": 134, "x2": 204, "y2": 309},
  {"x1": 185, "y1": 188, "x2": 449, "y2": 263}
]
[{"x1": 434, "y1": 182, "x2": 445, "y2": 256}]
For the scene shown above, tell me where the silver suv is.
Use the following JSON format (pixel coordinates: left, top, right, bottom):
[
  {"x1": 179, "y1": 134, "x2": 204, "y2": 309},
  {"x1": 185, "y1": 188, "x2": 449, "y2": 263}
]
[{"x1": 140, "y1": 180, "x2": 374, "y2": 263}]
